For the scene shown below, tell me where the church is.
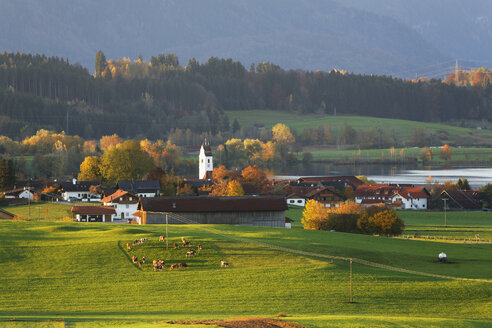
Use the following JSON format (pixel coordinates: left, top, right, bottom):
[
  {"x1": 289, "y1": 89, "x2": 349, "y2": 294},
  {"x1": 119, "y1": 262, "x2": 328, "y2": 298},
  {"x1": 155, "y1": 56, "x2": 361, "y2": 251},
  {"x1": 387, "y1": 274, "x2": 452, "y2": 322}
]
[{"x1": 198, "y1": 140, "x2": 213, "y2": 180}]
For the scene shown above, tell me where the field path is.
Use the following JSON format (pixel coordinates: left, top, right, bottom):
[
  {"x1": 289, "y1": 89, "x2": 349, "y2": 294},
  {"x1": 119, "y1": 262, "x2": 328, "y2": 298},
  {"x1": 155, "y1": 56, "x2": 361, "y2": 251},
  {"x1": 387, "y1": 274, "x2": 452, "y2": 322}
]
[{"x1": 170, "y1": 213, "x2": 492, "y2": 283}]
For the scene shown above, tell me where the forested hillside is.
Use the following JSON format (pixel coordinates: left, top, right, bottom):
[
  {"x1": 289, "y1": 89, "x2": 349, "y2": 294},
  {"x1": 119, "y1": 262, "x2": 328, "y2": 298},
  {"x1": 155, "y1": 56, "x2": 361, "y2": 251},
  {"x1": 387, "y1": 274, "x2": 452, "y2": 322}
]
[{"x1": 1, "y1": 52, "x2": 491, "y2": 140}]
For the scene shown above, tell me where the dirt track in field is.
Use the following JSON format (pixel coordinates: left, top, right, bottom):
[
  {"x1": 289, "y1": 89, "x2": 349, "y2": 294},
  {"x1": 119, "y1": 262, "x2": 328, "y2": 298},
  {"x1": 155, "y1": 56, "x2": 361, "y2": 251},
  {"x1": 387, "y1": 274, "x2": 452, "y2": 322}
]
[{"x1": 175, "y1": 317, "x2": 306, "y2": 328}]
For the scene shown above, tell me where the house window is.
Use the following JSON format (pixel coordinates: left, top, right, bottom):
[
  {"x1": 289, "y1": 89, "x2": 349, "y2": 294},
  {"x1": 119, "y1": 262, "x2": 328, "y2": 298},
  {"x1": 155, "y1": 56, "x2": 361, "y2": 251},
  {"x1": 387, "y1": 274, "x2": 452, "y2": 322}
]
[
  {"x1": 289, "y1": 200, "x2": 295, "y2": 203},
  {"x1": 129, "y1": 197, "x2": 132, "y2": 201},
  {"x1": 423, "y1": 204, "x2": 426, "y2": 208},
  {"x1": 208, "y1": 158, "x2": 210, "y2": 163},
  {"x1": 126, "y1": 204, "x2": 129, "y2": 209},
  {"x1": 120, "y1": 197, "x2": 123, "y2": 201},
  {"x1": 297, "y1": 200, "x2": 302, "y2": 203}
]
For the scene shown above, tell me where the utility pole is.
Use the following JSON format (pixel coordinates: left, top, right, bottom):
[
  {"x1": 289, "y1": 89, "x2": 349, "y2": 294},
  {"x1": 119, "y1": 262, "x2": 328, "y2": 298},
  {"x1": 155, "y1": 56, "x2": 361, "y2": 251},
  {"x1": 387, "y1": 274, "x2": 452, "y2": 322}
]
[
  {"x1": 443, "y1": 198, "x2": 448, "y2": 227},
  {"x1": 165, "y1": 213, "x2": 169, "y2": 251},
  {"x1": 349, "y1": 258, "x2": 353, "y2": 303},
  {"x1": 37, "y1": 206, "x2": 41, "y2": 219},
  {"x1": 27, "y1": 186, "x2": 31, "y2": 220}
]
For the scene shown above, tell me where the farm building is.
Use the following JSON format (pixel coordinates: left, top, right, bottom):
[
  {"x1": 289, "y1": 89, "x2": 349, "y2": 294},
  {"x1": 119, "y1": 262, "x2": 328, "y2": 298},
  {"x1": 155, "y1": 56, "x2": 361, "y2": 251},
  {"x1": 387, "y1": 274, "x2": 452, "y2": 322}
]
[
  {"x1": 439, "y1": 190, "x2": 482, "y2": 210},
  {"x1": 100, "y1": 190, "x2": 139, "y2": 222},
  {"x1": 117, "y1": 180, "x2": 160, "y2": 198},
  {"x1": 136, "y1": 196, "x2": 287, "y2": 227},
  {"x1": 286, "y1": 186, "x2": 345, "y2": 207},
  {"x1": 71, "y1": 205, "x2": 116, "y2": 222}
]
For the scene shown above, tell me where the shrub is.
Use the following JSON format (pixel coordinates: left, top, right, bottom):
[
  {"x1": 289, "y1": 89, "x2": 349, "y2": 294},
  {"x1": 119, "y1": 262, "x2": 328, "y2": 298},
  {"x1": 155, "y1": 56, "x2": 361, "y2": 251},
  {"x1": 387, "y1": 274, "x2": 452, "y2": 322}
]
[
  {"x1": 326, "y1": 213, "x2": 359, "y2": 232},
  {"x1": 357, "y1": 210, "x2": 405, "y2": 236}
]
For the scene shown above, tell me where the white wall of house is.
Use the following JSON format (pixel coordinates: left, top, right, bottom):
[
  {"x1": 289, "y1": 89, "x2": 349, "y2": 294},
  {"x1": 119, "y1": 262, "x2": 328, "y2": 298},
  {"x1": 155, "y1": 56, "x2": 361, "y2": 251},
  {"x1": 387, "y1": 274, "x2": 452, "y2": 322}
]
[
  {"x1": 392, "y1": 194, "x2": 428, "y2": 210},
  {"x1": 62, "y1": 191, "x2": 90, "y2": 201},
  {"x1": 103, "y1": 202, "x2": 139, "y2": 221},
  {"x1": 18, "y1": 190, "x2": 34, "y2": 200},
  {"x1": 136, "y1": 192, "x2": 156, "y2": 198},
  {"x1": 286, "y1": 197, "x2": 306, "y2": 207}
]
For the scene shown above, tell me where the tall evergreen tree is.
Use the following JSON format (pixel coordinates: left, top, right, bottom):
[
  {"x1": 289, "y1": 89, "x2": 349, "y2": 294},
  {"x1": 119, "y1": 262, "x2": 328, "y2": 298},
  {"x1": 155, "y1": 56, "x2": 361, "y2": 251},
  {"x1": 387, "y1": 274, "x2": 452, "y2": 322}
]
[{"x1": 94, "y1": 50, "x2": 107, "y2": 78}]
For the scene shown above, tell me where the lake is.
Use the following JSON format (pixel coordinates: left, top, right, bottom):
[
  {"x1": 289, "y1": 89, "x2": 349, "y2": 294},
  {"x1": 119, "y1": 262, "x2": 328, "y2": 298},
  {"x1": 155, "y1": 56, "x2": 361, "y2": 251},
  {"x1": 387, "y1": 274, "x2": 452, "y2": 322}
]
[{"x1": 273, "y1": 164, "x2": 492, "y2": 188}]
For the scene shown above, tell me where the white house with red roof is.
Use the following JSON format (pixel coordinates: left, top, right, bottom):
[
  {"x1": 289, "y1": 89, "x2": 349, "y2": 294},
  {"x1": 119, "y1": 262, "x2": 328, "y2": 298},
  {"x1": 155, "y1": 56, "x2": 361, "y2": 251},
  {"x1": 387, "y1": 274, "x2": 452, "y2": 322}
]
[
  {"x1": 391, "y1": 187, "x2": 430, "y2": 210},
  {"x1": 100, "y1": 189, "x2": 139, "y2": 222},
  {"x1": 354, "y1": 184, "x2": 429, "y2": 210}
]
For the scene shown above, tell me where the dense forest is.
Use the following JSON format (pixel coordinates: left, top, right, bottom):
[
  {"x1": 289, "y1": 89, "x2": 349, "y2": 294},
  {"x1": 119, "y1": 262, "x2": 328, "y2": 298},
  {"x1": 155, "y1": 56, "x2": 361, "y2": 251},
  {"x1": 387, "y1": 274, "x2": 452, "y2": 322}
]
[{"x1": 1, "y1": 51, "x2": 491, "y2": 141}]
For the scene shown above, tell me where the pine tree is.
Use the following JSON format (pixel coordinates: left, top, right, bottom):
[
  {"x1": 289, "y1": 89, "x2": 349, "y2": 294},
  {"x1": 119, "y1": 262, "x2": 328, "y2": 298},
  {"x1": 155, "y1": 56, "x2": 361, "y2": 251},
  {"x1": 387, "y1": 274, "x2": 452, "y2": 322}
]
[{"x1": 94, "y1": 50, "x2": 107, "y2": 78}]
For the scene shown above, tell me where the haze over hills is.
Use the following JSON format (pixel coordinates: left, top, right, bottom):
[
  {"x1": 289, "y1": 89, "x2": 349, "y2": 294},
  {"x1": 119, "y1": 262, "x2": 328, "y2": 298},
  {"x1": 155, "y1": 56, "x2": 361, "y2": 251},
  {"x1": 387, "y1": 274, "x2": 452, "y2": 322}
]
[
  {"x1": 0, "y1": 0, "x2": 462, "y2": 77},
  {"x1": 1, "y1": 0, "x2": 491, "y2": 77}
]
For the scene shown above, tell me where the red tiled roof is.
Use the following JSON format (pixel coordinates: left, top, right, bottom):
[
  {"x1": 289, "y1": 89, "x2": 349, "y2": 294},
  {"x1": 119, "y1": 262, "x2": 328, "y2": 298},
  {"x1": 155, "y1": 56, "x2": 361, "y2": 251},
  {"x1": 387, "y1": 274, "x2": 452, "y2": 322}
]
[
  {"x1": 71, "y1": 205, "x2": 116, "y2": 215},
  {"x1": 100, "y1": 189, "x2": 134, "y2": 203},
  {"x1": 395, "y1": 187, "x2": 430, "y2": 199}
]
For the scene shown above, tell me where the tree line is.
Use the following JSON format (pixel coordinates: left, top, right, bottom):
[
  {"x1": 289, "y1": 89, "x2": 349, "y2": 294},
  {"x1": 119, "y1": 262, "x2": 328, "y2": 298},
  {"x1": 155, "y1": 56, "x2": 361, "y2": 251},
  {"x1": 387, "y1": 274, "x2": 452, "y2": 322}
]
[{"x1": 1, "y1": 51, "x2": 491, "y2": 141}]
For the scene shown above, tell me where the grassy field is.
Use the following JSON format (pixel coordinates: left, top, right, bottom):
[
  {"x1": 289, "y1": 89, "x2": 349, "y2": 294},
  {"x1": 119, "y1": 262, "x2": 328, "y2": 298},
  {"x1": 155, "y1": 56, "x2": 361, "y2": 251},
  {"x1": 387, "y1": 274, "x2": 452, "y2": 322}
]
[
  {"x1": 3, "y1": 202, "x2": 73, "y2": 221},
  {"x1": 0, "y1": 212, "x2": 490, "y2": 327},
  {"x1": 225, "y1": 109, "x2": 492, "y2": 146}
]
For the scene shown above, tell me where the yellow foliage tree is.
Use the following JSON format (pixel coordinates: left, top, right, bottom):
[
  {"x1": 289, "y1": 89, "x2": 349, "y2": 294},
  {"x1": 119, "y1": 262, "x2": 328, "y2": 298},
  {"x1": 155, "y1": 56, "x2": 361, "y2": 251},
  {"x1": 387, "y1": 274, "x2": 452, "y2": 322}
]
[
  {"x1": 99, "y1": 134, "x2": 123, "y2": 152},
  {"x1": 78, "y1": 156, "x2": 102, "y2": 181},
  {"x1": 272, "y1": 123, "x2": 295, "y2": 144},
  {"x1": 332, "y1": 201, "x2": 363, "y2": 215},
  {"x1": 440, "y1": 144, "x2": 452, "y2": 160},
  {"x1": 301, "y1": 199, "x2": 329, "y2": 230},
  {"x1": 226, "y1": 180, "x2": 245, "y2": 197}
]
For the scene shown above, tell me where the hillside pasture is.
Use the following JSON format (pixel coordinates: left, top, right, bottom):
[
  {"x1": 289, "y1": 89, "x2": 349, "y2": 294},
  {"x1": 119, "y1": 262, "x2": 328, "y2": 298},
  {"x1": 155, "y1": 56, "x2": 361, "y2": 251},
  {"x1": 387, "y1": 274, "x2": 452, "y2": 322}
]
[
  {"x1": 225, "y1": 110, "x2": 492, "y2": 145},
  {"x1": 0, "y1": 219, "x2": 490, "y2": 327}
]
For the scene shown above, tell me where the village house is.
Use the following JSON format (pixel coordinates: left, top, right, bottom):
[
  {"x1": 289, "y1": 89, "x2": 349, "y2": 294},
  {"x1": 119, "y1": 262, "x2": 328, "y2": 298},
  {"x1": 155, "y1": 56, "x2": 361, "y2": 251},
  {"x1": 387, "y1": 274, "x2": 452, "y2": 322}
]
[
  {"x1": 100, "y1": 189, "x2": 139, "y2": 222},
  {"x1": 117, "y1": 180, "x2": 160, "y2": 198},
  {"x1": 439, "y1": 190, "x2": 482, "y2": 210},
  {"x1": 3, "y1": 187, "x2": 34, "y2": 200},
  {"x1": 286, "y1": 186, "x2": 345, "y2": 207},
  {"x1": 354, "y1": 184, "x2": 429, "y2": 210},
  {"x1": 60, "y1": 179, "x2": 100, "y2": 201},
  {"x1": 71, "y1": 205, "x2": 116, "y2": 222},
  {"x1": 135, "y1": 196, "x2": 287, "y2": 227}
]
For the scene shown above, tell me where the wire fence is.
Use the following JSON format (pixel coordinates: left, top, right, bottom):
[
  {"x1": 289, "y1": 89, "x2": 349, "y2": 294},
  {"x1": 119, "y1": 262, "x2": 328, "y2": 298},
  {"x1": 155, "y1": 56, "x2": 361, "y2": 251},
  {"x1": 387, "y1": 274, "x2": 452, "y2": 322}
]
[{"x1": 164, "y1": 212, "x2": 492, "y2": 283}]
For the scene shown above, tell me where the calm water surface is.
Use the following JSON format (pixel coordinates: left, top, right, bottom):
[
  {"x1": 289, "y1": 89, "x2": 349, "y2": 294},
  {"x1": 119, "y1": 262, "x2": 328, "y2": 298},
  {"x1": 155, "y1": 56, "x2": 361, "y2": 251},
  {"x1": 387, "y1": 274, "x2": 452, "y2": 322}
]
[{"x1": 274, "y1": 164, "x2": 492, "y2": 188}]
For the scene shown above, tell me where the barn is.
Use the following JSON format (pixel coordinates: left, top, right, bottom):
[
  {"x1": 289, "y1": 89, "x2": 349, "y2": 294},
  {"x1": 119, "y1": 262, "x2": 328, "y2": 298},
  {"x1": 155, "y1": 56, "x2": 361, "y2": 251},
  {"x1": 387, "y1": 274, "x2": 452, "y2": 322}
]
[{"x1": 136, "y1": 196, "x2": 287, "y2": 227}]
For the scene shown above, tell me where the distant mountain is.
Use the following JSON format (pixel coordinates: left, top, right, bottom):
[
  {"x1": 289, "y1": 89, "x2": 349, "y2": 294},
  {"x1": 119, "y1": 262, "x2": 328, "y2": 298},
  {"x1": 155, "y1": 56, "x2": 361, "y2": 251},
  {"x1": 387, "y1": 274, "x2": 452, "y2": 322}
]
[
  {"x1": 4, "y1": 0, "x2": 492, "y2": 77},
  {"x1": 335, "y1": 0, "x2": 492, "y2": 76},
  {"x1": 0, "y1": 0, "x2": 451, "y2": 77}
]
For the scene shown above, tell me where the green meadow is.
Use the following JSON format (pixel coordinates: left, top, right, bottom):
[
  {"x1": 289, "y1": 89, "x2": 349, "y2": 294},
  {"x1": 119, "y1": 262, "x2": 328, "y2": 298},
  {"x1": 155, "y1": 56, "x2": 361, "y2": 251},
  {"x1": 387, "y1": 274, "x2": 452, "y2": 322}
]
[
  {"x1": 225, "y1": 109, "x2": 492, "y2": 147},
  {"x1": 0, "y1": 207, "x2": 490, "y2": 327}
]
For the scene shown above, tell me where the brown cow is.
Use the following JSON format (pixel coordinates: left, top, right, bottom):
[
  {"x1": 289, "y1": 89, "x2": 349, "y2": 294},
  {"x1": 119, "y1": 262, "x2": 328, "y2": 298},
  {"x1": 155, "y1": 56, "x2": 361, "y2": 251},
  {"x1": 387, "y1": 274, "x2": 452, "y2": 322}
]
[
  {"x1": 170, "y1": 264, "x2": 179, "y2": 270},
  {"x1": 182, "y1": 241, "x2": 190, "y2": 247},
  {"x1": 186, "y1": 250, "x2": 196, "y2": 257},
  {"x1": 173, "y1": 242, "x2": 179, "y2": 249},
  {"x1": 132, "y1": 256, "x2": 138, "y2": 264},
  {"x1": 178, "y1": 262, "x2": 188, "y2": 268},
  {"x1": 159, "y1": 236, "x2": 165, "y2": 241},
  {"x1": 220, "y1": 260, "x2": 229, "y2": 267},
  {"x1": 138, "y1": 261, "x2": 142, "y2": 268},
  {"x1": 181, "y1": 237, "x2": 187, "y2": 243},
  {"x1": 197, "y1": 244, "x2": 202, "y2": 250},
  {"x1": 126, "y1": 242, "x2": 131, "y2": 250}
]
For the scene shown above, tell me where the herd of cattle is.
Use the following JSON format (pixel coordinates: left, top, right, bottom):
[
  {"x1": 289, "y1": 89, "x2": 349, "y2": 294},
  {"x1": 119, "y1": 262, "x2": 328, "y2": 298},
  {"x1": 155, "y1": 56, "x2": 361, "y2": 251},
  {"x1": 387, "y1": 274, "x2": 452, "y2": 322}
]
[{"x1": 125, "y1": 236, "x2": 229, "y2": 270}]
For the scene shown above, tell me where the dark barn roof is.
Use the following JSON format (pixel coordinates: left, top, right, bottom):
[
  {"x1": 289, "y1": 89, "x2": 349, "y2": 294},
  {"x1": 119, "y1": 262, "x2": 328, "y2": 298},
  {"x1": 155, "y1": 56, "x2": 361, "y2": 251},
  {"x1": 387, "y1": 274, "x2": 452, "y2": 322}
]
[
  {"x1": 61, "y1": 181, "x2": 99, "y2": 192},
  {"x1": 71, "y1": 205, "x2": 116, "y2": 215},
  {"x1": 117, "y1": 180, "x2": 160, "y2": 194},
  {"x1": 140, "y1": 196, "x2": 287, "y2": 213}
]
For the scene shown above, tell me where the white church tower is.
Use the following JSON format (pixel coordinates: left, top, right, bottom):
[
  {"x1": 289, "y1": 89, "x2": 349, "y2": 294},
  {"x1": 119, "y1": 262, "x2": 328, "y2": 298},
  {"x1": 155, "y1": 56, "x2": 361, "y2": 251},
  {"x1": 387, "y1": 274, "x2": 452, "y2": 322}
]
[{"x1": 199, "y1": 140, "x2": 213, "y2": 180}]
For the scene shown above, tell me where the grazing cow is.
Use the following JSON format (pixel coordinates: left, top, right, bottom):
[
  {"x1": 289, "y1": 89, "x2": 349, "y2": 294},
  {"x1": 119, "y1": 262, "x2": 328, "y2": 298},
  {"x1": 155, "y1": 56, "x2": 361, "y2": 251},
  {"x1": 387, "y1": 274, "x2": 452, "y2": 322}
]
[
  {"x1": 182, "y1": 241, "x2": 191, "y2": 247},
  {"x1": 178, "y1": 262, "x2": 188, "y2": 268},
  {"x1": 197, "y1": 244, "x2": 202, "y2": 250},
  {"x1": 159, "y1": 236, "x2": 165, "y2": 241},
  {"x1": 181, "y1": 237, "x2": 186, "y2": 243},
  {"x1": 126, "y1": 242, "x2": 131, "y2": 250},
  {"x1": 140, "y1": 238, "x2": 148, "y2": 243},
  {"x1": 142, "y1": 256, "x2": 146, "y2": 264},
  {"x1": 132, "y1": 256, "x2": 138, "y2": 264},
  {"x1": 173, "y1": 242, "x2": 179, "y2": 249},
  {"x1": 170, "y1": 264, "x2": 179, "y2": 270},
  {"x1": 220, "y1": 260, "x2": 229, "y2": 267},
  {"x1": 138, "y1": 261, "x2": 142, "y2": 268},
  {"x1": 438, "y1": 252, "x2": 447, "y2": 263},
  {"x1": 186, "y1": 250, "x2": 196, "y2": 257}
]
